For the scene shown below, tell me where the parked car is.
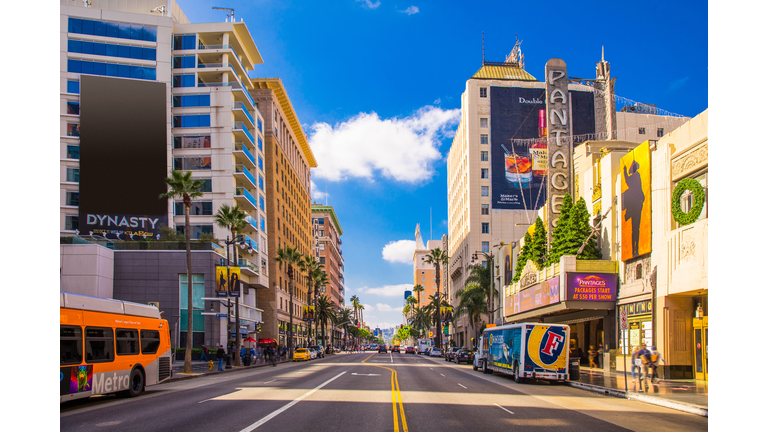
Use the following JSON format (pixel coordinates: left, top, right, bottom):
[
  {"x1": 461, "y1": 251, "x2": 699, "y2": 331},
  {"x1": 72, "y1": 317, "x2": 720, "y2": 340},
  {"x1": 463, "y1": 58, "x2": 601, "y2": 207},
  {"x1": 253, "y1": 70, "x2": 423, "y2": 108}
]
[
  {"x1": 391, "y1": 345, "x2": 400, "y2": 353},
  {"x1": 293, "y1": 348, "x2": 311, "y2": 362},
  {"x1": 405, "y1": 346, "x2": 415, "y2": 354},
  {"x1": 333, "y1": 347, "x2": 341, "y2": 353},
  {"x1": 309, "y1": 346, "x2": 325, "y2": 359},
  {"x1": 444, "y1": 347, "x2": 460, "y2": 361},
  {"x1": 307, "y1": 348, "x2": 317, "y2": 359},
  {"x1": 378, "y1": 345, "x2": 388, "y2": 353},
  {"x1": 429, "y1": 347, "x2": 442, "y2": 357},
  {"x1": 453, "y1": 349, "x2": 473, "y2": 364}
]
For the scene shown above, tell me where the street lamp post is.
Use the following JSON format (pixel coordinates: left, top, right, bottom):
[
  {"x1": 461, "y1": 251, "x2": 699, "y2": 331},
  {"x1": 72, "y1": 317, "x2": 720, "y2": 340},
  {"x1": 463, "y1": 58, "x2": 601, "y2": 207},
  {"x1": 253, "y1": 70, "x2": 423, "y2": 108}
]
[
  {"x1": 223, "y1": 235, "x2": 253, "y2": 367},
  {"x1": 471, "y1": 242, "x2": 506, "y2": 326}
]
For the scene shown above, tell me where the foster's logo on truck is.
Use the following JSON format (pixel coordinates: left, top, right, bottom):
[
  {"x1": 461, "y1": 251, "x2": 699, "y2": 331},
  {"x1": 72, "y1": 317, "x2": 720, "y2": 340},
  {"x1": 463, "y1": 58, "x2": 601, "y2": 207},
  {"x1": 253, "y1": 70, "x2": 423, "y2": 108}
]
[{"x1": 527, "y1": 325, "x2": 567, "y2": 371}]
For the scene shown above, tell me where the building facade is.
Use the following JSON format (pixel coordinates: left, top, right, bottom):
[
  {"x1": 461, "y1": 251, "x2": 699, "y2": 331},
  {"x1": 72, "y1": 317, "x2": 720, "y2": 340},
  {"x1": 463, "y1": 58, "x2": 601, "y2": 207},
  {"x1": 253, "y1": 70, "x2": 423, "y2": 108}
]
[
  {"x1": 59, "y1": 0, "x2": 270, "y2": 352},
  {"x1": 250, "y1": 78, "x2": 317, "y2": 349},
  {"x1": 311, "y1": 204, "x2": 345, "y2": 345}
]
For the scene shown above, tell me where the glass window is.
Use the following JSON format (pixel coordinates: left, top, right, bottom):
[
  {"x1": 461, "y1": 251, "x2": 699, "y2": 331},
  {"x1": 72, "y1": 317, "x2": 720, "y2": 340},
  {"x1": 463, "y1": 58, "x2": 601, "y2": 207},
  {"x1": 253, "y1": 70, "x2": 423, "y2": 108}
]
[
  {"x1": 258, "y1": 155, "x2": 264, "y2": 171},
  {"x1": 106, "y1": 21, "x2": 118, "y2": 38},
  {"x1": 173, "y1": 56, "x2": 196, "y2": 69},
  {"x1": 638, "y1": 127, "x2": 646, "y2": 135},
  {"x1": 319, "y1": 257, "x2": 326, "y2": 264},
  {"x1": 657, "y1": 128, "x2": 664, "y2": 137},
  {"x1": 259, "y1": 195, "x2": 265, "y2": 211},
  {"x1": 118, "y1": 22, "x2": 130, "y2": 39},
  {"x1": 67, "y1": 102, "x2": 80, "y2": 115},
  {"x1": 174, "y1": 135, "x2": 211, "y2": 148},
  {"x1": 173, "y1": 115, "x2": 211, "y2": 128},
  {"x1": 258, "y1": 136, "x2": 263, "y2": 151},
  {"x1": 66, "y1": 215, "x2": 79, "y2": 231},
  {"x1": 68, "y1": 18, "x2": 82, "y2": 34},
  {"x1": 67, "y1": 191, "x2": 80, "y2": 206},
  {"x1": 480, "y1": 88, "x2": 487, "y2": 98},
  {"x1": 482, "y1": 223, "x2": 489, "y2": 233},
  {"x1": 176, "y1": 225, "x2": 213, "y2": 240},
  {"x1": 60, "y1": 325, "x2": 82, "y2": 365},
  {"x1": 67, "y1": 168, "x2": 80, "y2": 183},
  {"x1": 173, "y1": 156, "x2": 212, "y2": 170},
  {"x1": 143, "y1": 26, "x2": 157, "y2": 42},
  {"x1": 257, "y1": 118, "x2": 263, "y2": 133},
  {"x1": 481, "y1": 151, "x2": 488, "y2": 161},
  {"x1": 259, "y1": 175, "x2": 264, "y2": 191},
  {"x1": 199, "y1": 178, "x2": 212, "y2": 192},
  {"x1": 481, "y1": 204, "x2": 489, "y2": 215},
  {"x1": 175, "y1": 201, "x2": 212, "y2": 216},
  {"x1": 174, "y1": 35, "x2": 196, "y2": 50},
  {"x1": 480, "y1": 134, "x2": 489, "y2": 144},
  {"x1": 481, "y1": 168, "x2": 489, "y2": 179},
  {"x1": 482, "y1": 242, "x2": 489, "y2": 253},
  {"x1": 173, "y1": 74, "x2": 196, "y2": 88},
  {"x1": 116, "y1": 328, "x2": 140, "y2": 356},
  {"x1": 480, "y1": 118, "x2": 488, "y2": 128},
  {"x1": 140, "y1": 330, "x2": 160, "y2": 354},
  {"x1": 67, "y1": 145, "x2": 80, "y2": 159},
  {"x1": 481, "y1": 186, "x2": 489, "y2": 196},
  {"x1": 67, "y1": 80, "x2": 80, "y2": 94},
  {"x1": 260, "y1": 217, "x2": 266, "y2": 231},
  {"x1": 85, "y1": 327, "x2": 114, "y2": 363}
]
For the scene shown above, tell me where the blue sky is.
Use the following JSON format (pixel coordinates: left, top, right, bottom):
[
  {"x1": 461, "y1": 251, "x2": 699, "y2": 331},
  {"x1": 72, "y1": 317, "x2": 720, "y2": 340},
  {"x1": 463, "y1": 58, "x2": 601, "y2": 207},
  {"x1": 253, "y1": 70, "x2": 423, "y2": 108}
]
[{"x1": 177, "y1": 0, "x2": 708, "y2": 329}]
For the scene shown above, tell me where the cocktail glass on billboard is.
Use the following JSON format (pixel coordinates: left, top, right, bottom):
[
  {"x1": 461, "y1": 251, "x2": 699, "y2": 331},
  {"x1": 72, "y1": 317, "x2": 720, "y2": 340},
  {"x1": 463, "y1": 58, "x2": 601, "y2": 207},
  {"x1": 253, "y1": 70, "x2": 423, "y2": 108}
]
[{"x1": 502, "y1": 144, "x2": 532, "y2": 188}]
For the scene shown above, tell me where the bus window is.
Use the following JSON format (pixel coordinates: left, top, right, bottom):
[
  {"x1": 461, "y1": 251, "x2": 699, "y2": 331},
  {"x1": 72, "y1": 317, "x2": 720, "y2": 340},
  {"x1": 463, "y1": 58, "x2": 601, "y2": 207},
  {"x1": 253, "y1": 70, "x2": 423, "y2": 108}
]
[
  {"x1": 116, "y1": 328, "x2": 140, "y2": 355},
  {"x1": 61, "y1": 325, "x2": 82, "y2": 365},
  {"x1": 141, "y1": 330, "x2": 160, "y2": 354},
  {"x1": 85, "y1": 327, "x2": 114, "y2": 363}
]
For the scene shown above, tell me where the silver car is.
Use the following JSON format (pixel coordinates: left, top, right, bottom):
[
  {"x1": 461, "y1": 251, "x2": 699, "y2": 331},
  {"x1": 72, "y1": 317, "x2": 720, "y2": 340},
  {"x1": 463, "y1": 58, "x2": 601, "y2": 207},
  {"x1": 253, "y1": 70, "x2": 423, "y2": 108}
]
[{"x1": 429, "y1": 347, "x2": 443, "y2": 357}]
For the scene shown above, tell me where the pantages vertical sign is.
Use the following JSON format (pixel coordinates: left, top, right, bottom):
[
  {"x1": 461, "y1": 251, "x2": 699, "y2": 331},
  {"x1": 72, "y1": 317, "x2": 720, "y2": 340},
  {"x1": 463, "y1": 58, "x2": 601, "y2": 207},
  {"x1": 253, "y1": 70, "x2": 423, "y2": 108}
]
[{"x1": 545, "y1": 58, "x2": 572, "y2": 243}]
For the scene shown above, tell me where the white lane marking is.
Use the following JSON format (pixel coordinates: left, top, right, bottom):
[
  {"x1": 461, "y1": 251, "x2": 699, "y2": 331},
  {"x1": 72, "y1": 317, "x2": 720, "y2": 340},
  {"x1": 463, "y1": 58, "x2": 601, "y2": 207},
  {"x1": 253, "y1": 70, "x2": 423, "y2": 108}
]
[
  {"x1": 429, "y1": 368, "x2": 433, "y2": 370},
  {"x1": 494, "y1": 403, "x2": 514, "y2": 415},
  {"x1": 238, "y1": 371, "x2": 347, "y2": 432},
  {"x1": 351, "y1": 373, "x2": 381, "y2": 376},
  {"x1": 198, "y1": 399, "x2": 210, "y2": 403},
  {"x1": 440, "y1": 373, "x2": 446, "y2": 377},
  {"x1": 264, "y1": 379, "x2": 276, "y2": 384},
  {"x1": 458, "y1": 383, "x2": 467, "y2": 389}
]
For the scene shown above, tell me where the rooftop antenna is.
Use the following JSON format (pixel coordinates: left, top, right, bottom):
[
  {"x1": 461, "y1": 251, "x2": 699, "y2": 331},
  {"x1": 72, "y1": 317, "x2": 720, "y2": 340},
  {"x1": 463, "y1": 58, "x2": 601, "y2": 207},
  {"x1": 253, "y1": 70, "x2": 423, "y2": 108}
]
[
  {"x1": 212, "y1": 6, "x2": 235, "y2": 22},
  {"x1": 482, "y1": 32, "x2": 485, "y2": 64}
]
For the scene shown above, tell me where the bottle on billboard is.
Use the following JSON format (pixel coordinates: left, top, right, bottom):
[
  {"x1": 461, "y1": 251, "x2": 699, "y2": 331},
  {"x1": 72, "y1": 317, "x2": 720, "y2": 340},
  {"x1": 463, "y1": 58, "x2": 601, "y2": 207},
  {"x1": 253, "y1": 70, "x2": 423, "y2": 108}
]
[
  {"x1": 531, "y1": 109, "x2": 548, "y2": 178},
  {"x1": 505, "y1": 152, "x2": 532, "y2": 187}
]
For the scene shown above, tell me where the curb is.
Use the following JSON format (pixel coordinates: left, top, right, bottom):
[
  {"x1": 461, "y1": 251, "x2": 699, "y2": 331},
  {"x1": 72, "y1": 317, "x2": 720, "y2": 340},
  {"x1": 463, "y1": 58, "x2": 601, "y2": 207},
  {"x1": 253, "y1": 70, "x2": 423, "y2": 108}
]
[
  {"x1": 168, "y1": 360, "x2": 290, "y2": 382},
  {"x1": 566, "y1": 381, "x2": 708, "y2": 418}
]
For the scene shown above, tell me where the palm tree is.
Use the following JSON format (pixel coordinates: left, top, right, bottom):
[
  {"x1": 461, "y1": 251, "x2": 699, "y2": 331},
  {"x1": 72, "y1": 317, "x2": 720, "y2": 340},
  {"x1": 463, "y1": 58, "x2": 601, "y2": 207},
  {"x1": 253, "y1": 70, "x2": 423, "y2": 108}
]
[
  {"x1": 453, "y1": 283, "x2": 488, "y2": 348},
  {"x1": 214, "y1": 204, "x2": 247, "y2": 366},
  {"x1": 350, "y1": 295, "x2": 360, "y2": 325},
  {"x1": 275, "y1": 245, "x2": 303, "y2": 357},
  {"x1": 464, "y1": 260, "x2": 494, "y2": 329},
  {"x1": 424, "y1": 294, "x2": 450, "y2": 341},
  {"x1": 160, "y1": 170, "x2": 204, "y2": 374},
  {"x1": 425, "y1": 248, "x2": 449, "y2": 348},
  {"x1": 413, "y1": 284, "x2": 425, "y2": 308},
  {"x1": 409, "y1": 306, "x2": 431, "y2": 338},
  {"x1": 299, "y1": 256, "x2": 323, "y2": 344},
  {"x1": 312, "y1": 269, "x2": 330, "y2": 345},
  {"x1": 316, "y1": 294, "x2": 334, "y2": 349},
  {"x1": 402, "y1": 304, "x2": 411, "y2": 319},
  {"x1": 337, "y1": 308, "x2": 353, "y2": 348}
]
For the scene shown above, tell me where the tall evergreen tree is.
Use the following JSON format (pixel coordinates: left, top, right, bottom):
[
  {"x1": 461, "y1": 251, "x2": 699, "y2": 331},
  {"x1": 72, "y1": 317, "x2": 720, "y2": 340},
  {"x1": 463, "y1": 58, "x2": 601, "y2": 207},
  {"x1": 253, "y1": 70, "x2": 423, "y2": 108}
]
[
  {"x1": 530, "y1": 217, "x2": 548, "y2": 267},
  {"x1": 571, "y1": 197, "x2": 602, "y2": 260},
  {"x1": 512, "y1": 231, "x2": 533, "y2": 283},
  {"x1": 546, "y1": 193, "x2": 574, "y2": 266}
]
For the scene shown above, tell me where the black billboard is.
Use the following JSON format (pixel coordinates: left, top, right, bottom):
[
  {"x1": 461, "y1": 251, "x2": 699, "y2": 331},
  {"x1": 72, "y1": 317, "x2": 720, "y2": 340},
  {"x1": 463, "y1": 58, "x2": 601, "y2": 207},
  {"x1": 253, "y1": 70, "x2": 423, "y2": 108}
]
[
  {"x1": 490, "y1": 86, "x2": 595, "y2": 210},
  {"x1": 79, "y1": 75, "x2": 168, "y2": 238}
]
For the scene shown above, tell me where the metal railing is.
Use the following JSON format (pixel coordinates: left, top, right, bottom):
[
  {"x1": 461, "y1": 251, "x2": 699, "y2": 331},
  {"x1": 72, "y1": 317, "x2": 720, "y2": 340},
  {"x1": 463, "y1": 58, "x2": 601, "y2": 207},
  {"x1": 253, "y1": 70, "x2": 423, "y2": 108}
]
[
  {"x1": 233, "y1": 122, "x2": 255, "y2": 145},
  {"x1": 234, "y1": 164, "x2": 256, "y2": 186},
  {"x1": 233, "y1": 102, "x2": 255, "y2": 125},
  {"x1": 234, "y1": 142, "x2": 256, "y2": 165},
  {"x1": 234, "y1": 187, "x2": 257, "y2": 208}
]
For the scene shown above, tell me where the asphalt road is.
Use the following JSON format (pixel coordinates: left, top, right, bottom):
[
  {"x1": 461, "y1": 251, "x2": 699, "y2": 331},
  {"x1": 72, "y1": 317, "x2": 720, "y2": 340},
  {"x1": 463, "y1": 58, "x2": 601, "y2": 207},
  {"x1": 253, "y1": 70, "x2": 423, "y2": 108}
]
[{"x1": 60, "y1": 352, "x2": 707, "y2": 432}]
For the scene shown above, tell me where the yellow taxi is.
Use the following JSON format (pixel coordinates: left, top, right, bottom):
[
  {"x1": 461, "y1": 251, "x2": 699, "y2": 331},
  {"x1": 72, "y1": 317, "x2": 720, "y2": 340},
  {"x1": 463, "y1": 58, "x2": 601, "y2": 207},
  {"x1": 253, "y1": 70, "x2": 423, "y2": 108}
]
[{"x1": 293, "y1": 348, "x2": 311, "y2": 361}]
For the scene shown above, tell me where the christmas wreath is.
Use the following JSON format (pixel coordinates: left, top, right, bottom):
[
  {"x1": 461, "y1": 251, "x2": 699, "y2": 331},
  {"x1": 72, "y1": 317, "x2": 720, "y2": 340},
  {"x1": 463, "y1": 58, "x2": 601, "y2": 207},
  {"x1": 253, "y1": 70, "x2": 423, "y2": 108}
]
[{"x1": 671, "y1": 178, "x2": 705, "y2": 225}]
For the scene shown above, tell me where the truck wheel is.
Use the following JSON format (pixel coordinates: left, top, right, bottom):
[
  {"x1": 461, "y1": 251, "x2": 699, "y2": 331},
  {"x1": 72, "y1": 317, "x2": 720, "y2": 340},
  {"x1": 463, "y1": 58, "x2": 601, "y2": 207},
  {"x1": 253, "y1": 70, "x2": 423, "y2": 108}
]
[
  {"x1": 514, "y1": 365, "x2": 525, "y2": 384},
  {"x1": 482, "y1": 361, "x2": 487, "y2": 374},
  {"x1": 473, "y1": 362, "x2": 478, "y2": 371}
]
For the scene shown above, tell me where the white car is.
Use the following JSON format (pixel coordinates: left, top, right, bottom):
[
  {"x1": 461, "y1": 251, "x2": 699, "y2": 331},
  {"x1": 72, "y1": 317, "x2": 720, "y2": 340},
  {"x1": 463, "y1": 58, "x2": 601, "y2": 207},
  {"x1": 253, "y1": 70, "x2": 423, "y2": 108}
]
[
  {"x1": 429, "y1": 347, "x2": 443, "y2": 357},
  {"x1": 308, "y1": 348, "x2": 317, "y2": 359}
]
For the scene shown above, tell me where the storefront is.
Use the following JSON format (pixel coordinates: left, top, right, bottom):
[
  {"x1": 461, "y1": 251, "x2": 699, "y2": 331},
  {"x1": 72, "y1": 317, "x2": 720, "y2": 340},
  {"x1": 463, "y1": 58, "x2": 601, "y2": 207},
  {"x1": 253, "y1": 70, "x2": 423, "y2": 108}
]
[
  {"x1": 617, "y1": 299, "x2": 652, "y2": 357},
  {"x1": 504, "y1": 257, "x2": 618, "y2": 369}
]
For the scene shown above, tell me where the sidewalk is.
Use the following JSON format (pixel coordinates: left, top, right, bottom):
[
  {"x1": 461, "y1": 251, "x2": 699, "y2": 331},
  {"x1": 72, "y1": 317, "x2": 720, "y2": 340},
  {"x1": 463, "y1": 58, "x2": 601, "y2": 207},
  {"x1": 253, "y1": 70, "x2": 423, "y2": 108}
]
[
  {"x1": 170, "y1": 357, "x2": 290, "y2": 378},
  {"x1": 569, "y1": 365, "x2": 708, "y2": 417}
]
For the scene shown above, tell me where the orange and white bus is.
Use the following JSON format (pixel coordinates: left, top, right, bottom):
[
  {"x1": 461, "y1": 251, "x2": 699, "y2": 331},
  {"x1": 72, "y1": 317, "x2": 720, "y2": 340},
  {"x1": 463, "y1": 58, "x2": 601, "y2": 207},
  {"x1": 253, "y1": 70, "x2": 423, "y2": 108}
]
[{"x1": 60, "y1": 291, "x2": 172, "y2": 403}]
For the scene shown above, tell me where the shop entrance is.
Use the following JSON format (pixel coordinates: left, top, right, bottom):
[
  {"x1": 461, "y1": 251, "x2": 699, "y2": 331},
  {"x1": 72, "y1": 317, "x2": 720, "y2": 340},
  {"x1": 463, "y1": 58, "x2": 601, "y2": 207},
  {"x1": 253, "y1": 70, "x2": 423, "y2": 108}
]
[{"x1": 693, "y1": 316, "x2": 708, "y2": 381}]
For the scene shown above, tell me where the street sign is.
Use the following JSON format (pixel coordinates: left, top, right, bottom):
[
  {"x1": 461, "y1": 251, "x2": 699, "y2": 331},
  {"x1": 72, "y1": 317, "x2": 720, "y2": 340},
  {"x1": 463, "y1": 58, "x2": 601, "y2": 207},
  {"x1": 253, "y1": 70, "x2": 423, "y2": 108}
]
[
  {"x1": 620, "y1": 309, "x2": 628, "y2": 330},
  {"x1": 216, "y1": 313, "x2": 227, "y2": 318}
]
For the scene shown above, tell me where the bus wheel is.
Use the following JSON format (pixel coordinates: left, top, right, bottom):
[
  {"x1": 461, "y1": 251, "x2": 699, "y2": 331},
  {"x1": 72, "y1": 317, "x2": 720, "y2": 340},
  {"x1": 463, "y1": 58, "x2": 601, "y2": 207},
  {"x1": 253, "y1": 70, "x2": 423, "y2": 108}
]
[{"x1": 126, "y1": 368, "x2": 145, "y2": 397}]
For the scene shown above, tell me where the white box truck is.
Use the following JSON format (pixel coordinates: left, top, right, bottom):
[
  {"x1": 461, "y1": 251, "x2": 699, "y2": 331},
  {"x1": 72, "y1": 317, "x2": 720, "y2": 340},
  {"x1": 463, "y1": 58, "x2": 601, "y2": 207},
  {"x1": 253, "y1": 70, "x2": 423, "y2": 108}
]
[
  {"x1": 473, "y1": 323, "x2": 569, "y2": 383},
  {"x1": 417, "y1": 338, "x2": 432, "y2": 355}
]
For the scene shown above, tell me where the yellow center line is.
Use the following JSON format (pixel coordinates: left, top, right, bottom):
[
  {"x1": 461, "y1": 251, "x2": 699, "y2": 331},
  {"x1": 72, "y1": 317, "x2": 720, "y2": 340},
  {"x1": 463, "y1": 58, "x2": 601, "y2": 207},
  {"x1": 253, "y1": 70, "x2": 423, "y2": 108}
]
[{"x1": 362, "y1": 354, "x2": 408, "y2": 432}]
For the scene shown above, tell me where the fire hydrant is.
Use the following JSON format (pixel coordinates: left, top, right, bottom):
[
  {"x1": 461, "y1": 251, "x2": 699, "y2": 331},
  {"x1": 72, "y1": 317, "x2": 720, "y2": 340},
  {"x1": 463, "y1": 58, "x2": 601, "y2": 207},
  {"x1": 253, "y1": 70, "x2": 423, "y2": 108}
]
[{"x1": 208, "y1": 360, "x2": 214, "y2": 371}]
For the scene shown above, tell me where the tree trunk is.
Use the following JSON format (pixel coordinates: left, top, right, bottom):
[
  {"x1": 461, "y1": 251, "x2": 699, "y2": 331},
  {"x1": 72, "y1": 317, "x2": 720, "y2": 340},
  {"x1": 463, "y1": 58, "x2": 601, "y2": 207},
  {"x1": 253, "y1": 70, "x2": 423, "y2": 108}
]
[
  {"x1": 183, "y1": 204, "x2": 193, "y2": 374},
  {"x1": 289, "y1": 271, "x2": 294, "y2": 358}
]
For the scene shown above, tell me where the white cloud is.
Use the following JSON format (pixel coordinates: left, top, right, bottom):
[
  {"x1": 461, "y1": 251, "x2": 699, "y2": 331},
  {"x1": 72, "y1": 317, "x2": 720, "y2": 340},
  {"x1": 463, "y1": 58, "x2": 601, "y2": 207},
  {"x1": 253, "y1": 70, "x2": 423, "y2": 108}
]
[
  {"x1": 356, "y1": 0, "x2": 381, "y2": 9},
  {"x1": 308, "y1": 106, "x2": 460, "y2": 183},
  {"x1": 358, "y1": 283, "x2": 411, "y2": 297},
  {"x1": 382, "y1": 240, "x2": 417, "y2": 264},
  {"x1": 376, "y1": 303, "x2": 400, "y2": 312},
  {"x1": 310, "y1": 179, "x2": 327, "y2": 202},
  {"x1": 433, "y1": 98, "x2": 441, "y2": 105},
  {"x1": 400, "y1": 6, "x2": 419, "y2": 15}
]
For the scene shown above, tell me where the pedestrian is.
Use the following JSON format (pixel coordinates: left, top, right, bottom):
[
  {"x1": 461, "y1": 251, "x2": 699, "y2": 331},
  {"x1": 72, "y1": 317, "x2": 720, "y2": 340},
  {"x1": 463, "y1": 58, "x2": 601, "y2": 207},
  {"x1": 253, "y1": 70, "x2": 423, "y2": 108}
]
[
  {"x1": 240, "y1": 345, "x2": 246, "y2": 365},
  {"x1": 216, "y1": 345, "x2": 226, "y2": 371},
  {"x1": 637, "y1": 343, "x2": 652, "y2": 390},
  {"x1": 256, "y1": 346, "x2": 262, "y2": 363},
  {"x1": 630, "y1": 345, "x2": 640, "y2": 383},
  {"x1": 588, "y1": 345, "x2": 598, "y2": 368},
  {"x1": 597, "y1": 344, "x2": 604, "y2": 368},
  {"x1": 200, "y1": 344, "x2": 208, "y2": 362},
  {"x1": 648, "y1": 346, "x2": 666, "y2": 383}
]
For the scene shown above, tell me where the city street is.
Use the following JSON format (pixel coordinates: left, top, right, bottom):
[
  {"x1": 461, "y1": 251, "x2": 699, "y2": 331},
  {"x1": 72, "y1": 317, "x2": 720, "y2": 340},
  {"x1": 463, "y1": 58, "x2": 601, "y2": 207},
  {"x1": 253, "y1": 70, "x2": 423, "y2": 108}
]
[{"x1": 60, "y1": 352, "x2": 707, "y2": 431}]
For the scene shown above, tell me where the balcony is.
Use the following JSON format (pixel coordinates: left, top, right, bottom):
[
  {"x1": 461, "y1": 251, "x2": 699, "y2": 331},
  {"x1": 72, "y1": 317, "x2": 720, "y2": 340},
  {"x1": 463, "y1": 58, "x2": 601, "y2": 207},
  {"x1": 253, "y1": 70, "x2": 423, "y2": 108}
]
[
  {"x1": 233, "y1": 121, "x2": 255, "y2": 147},
  {"x1": 235, "y1": 233, "x2": 259, "y2": 252},
  {"x1": 234, "y1": 187, "x2": 257, "y2": 210},
  {"x1": 233, "y1": 142, "x2": 255, "y2": 168},
  {"x1": 231, "y1": 81, "x2": 257, "y2": 111},
  {"x1": 233, "y1": 102, "x2": 255, "y2": 128},
  {"x1": 236, "y1": 257, "x2": 259, "y2": 276},
  {"x1": 243, "y1": 215, "x2": 259, "y2": 233},
  {"x1": 234, "y1": 164, "x2": 257, "y2": 188}
]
